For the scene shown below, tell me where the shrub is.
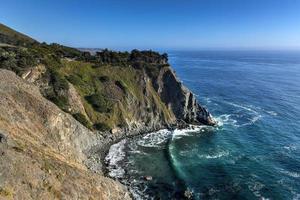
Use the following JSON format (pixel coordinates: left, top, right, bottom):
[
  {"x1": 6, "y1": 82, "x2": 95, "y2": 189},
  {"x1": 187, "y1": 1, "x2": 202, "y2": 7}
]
[
  {"x1": 85, "y1": 93, "x2": 112, "y2": 113},
  {"x1": 93, "y1": 123, "x2": 110, "y2": 131},
  {"x1": 72, "y1": 113, "x2": 92, "y2": 129},
  {"x1": 67, "y1": 74, "x2": 84, "y2": 86},
  {"x1": 98, "y1": 76, "x2": 110, "y2": 82},
  {"x1": 50, "y1": 70, "x2": 69, "y2": 91},
  {"x1": 45, "y1": 69, "x2": 69, "y2": 110},
  {"x1": 0, "y1": 47, "x2": 38, "y2": 74}
]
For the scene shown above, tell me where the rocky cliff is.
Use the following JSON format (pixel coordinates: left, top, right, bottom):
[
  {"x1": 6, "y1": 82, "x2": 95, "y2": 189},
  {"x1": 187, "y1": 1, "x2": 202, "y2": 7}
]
[
  {"x1": 0, "y1": 23, "x2": 215, "y2": 199},
  {"x1": 0, "y1": 69, "x2": 130, "y2": 199},
  {"x1": 155, "y1": 67, "x2": 215, "y2": 126}
]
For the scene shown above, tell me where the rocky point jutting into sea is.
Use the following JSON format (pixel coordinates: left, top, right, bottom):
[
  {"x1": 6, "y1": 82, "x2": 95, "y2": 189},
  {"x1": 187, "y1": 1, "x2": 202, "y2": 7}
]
[{"x1": 0, "y1": 23, "x2": 215, "y2": 199}]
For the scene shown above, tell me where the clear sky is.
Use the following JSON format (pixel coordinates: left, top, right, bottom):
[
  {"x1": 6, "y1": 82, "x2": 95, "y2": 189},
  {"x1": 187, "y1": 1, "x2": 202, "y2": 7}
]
[{"x1": 1, "y1": 0, "x2": 300, "y2": 50}]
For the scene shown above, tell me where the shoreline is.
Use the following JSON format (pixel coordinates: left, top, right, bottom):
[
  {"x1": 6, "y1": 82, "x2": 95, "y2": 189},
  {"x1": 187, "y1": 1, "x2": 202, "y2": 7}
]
[
  {"x1": 92, "y1": 125, "x2": 170, "y2": 199},
  {"x1": 86, "y1": 123, "x2": 171, "y2": 175},
  {"x1": 98, "y1": 123, "x2": 215, "y2": 199}
]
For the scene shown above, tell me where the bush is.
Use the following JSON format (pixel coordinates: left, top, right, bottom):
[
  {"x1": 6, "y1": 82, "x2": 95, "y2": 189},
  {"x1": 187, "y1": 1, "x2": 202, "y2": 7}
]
[
  {"x1": 85, "y1": 93, "x2": 112, "y2": 113},
  {"x1": 0, "y1": 47, "x2": 38, "y2": 74},
  {"x1": 67, "y1": 74, "x2": 84, "y2": 86},
  {"x1": 93, "y1": 123, "x2": 111, "y2": 131},
  {"x1": 98, "y1": 76, "x2": 110, "y2": 82},
  {"x1": 49, "y1": 69, "x2": 69, "y2": 91},
  {"x1": 72, "y1": 113, "x2": 91, "y2": 129},
  {"x1": 45, "y1": 69, "x2": 69, "y2": 110}
]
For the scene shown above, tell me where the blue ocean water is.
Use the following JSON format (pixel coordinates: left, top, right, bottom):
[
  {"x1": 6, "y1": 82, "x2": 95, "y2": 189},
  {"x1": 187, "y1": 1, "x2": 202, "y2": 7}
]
[{"x1": 106, "y1": 51, "x2": 300, "y2": 199}]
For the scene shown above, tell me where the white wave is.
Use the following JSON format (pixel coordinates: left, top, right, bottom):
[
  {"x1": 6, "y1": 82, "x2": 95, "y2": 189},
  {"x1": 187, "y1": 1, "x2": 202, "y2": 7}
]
[
  {"x1": 197, "y1": 150, "x2": 229, "y2": 159},
  {"x1": 137, "y1": 129, "x2": 171, "y2": 147},
  {"x1": 292, "y1": 192, "x2": 300, "y2": 200},
  {"x1": 227, "y1": 102, "x2": 258, "y2": 114},
  {"x1": 266, "y1": 110, "x2": 278, "y2": 116},
  {"x1": 230, "y1": 101, "x2": 278, "y2": 117},
  {"x1": 204, "y1": 97, "x2": 212, "y2": 103},
  {"x1": 238, "y1": 114, "x2": 262, "y2": 127},
  {"x1": 105, "y1": 139, "x2": 126, "y2": 178},
  {"x1": 136, "y1": 126, "x2": 210, "y2": 148},
  {"x1": 172, "y1": 125, "x2": 211, "y2": 140},
  {"x1": 280, "y1": 169, "x2": 300, "y2": 178},
  {"x1": 247, "y1": 180, "x2": 266, "y2": 199},
  {"x1": 214, "y1": 114, "x2": 237, "y2": 127},
  {"x1": 283, "y1": 145, "x2": 297, "y2": 151},
  {"x1": 128, "y1": 149, "x2": 149, "y2": 155}
]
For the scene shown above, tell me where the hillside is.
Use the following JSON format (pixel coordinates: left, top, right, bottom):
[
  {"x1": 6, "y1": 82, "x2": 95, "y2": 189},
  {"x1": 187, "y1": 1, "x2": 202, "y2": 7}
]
[
  {"x1": 0, "y1": 24, "x2": 215, "y2": 199},
  {"x1": 0, "y1": 23, "x2": 36, "y2": 46},
  {"x1": 0, "y1": 69, "x2": 130, "y2": 199},
  {"x1": 0, "y1": 24, "x2": 215, "y2": 132}
]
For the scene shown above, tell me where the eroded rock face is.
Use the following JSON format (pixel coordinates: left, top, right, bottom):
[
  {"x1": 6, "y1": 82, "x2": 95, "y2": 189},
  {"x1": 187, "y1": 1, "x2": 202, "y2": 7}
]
[
  {"x1": 21, "y1": 64, "x2": 46, "y2": 83},
  {"x1": 0, "y1": 69, "x2": 130, "y2": 200},
  {"x1": 155, "y1": 67, "x2": 216, "y2": 126},
  {"x1": 67, "y1": 82, "x2": 90, "y2": 118}
]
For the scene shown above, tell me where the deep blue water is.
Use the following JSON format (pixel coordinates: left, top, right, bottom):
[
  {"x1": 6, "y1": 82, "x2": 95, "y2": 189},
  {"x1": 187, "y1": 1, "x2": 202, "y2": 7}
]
[{"x1": 106, "y1": 51, "x2": 300, "y2": 199}]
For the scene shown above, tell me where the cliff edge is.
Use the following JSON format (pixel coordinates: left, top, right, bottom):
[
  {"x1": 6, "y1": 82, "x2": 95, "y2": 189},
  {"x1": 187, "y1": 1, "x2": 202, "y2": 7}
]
[{"x1": 0, "y1": 23, "x2": 215, "y2": 199}]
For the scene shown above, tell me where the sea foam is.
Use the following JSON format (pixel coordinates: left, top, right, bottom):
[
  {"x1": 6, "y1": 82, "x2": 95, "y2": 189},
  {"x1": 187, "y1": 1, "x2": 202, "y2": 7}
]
[{"x1": 105, "y1": 139, "x2": 127, "y2": 178}]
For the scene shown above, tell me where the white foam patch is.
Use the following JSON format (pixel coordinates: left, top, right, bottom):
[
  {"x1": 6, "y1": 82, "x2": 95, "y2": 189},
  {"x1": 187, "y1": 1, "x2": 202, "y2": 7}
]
[
  {"x1": 280, "y1": 169, "x2": 300, "y2": 178},
  {"x1": 172, "y1": 125, "x2": 210, "y2": 139},
  {"x1": 266, "y1": 110, "x2": 278, "y2": 116},
  {"x1": 215, "y1": 114, "x2": 238, "y2": 127},
  {"x1": 238, "y1": 114, "x2": 262, "y2": 127},
  {"x1": 227, "y1": 102, "x2": 258, "y2": 114},
  {"x1": 137, "y1": 129, "x2": 171, "y2": 147},
  {"x1": 197, "y1": 150, "x2": 229, "y2": 159},
  {"x1": 105, "y1": 139, "x2": 126, "y2": 178},
  {"x1": 283, "y1": 145, "x2": 297, "y2": 151},
  {"x1": 247, "y1": 180, "x2": 267, "y2": 199}
]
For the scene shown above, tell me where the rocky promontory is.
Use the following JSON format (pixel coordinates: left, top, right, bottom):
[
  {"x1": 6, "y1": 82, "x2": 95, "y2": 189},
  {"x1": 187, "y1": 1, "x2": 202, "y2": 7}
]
[{"x1": 0, "y1": 23, "x2": 215, "y2": 199}]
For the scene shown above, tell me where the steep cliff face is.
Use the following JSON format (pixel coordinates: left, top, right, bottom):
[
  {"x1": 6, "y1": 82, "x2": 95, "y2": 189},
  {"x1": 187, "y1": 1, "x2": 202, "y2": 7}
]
[
  {"x1": 155, "y1": 67, "x2": 216, "y2": 126},
  {"x1": 0, "y1": 69, "x2": 130, "y2": 200}
]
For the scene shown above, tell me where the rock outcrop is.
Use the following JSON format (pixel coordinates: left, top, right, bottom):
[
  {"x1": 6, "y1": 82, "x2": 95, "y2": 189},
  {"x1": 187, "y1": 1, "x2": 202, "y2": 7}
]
[
  {"x1": 155, "y1": 67, "x2": 216, "y2": 126},
  {"x1": 0, "y1": 69, "x2": 130, "y2": 200}
]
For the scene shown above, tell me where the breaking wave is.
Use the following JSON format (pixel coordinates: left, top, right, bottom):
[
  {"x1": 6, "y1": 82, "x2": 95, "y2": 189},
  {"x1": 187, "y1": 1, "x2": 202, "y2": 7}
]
[{"x1": 105, "y1": 139, "x2": 127, "y2": 178}]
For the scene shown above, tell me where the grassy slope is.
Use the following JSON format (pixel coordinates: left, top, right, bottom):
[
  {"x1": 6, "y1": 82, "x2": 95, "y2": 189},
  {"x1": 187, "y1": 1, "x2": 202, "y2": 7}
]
[
  {"x1": 0, "y1": 23, "x2": 36, "y2": 45},
  {"x1": 59, "y1": 60, "x2": 174, "y2": 130},
  {"x1": 0, "y1": 23, "x2": 174, "y2": 131}
]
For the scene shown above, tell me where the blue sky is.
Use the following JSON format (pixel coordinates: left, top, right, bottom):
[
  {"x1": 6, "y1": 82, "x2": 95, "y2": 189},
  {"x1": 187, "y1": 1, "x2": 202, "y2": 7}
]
[{"x1": 1, "y1": 0, "x2": 300, "y2": 50}]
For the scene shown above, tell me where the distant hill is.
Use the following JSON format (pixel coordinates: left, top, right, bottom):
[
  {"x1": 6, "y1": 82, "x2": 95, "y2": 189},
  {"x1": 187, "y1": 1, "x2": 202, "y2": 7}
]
[{"x1": 0, "y1": 23, "x2": 37, "y2": 46}]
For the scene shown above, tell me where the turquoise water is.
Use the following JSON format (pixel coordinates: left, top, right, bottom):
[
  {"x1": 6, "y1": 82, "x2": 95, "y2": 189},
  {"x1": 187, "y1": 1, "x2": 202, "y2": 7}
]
[{"x1": 106, "y1": 51, "x2": 300, "y2": 199}]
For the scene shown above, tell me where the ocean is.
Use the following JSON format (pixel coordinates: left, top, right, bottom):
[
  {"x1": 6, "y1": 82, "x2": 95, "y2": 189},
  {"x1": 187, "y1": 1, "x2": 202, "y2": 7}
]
[{"x1": 105, "y1": 50, "x2": 300, "y2": 199}]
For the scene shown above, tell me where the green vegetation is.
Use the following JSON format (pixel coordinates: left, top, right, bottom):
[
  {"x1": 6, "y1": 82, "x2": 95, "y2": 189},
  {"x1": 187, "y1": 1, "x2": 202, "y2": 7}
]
[
  {"x1": 85, "y1": 93, "x2": 112, "y2": 113},
  {"x1": 0, "y1": 23, "x2": 173, "y2": 131},
  {"x1": 0, "y1": 47, "x2": 38, "y2": 75},
  {"x1": 0, "y1": 23, "x2": 36, "y2": 46},
  {"x1": 0, "y1": 186, "x2": 13, "y2": 198},
  {"x1": 44, "y1": 69, "x2": 70, "y2": 111},
  {"x1": 93, "y1": 123, "x2": 111, "y2": 132},
  {"x1": 72, "y1": 113, "x2": 92, "y2": 129}
]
